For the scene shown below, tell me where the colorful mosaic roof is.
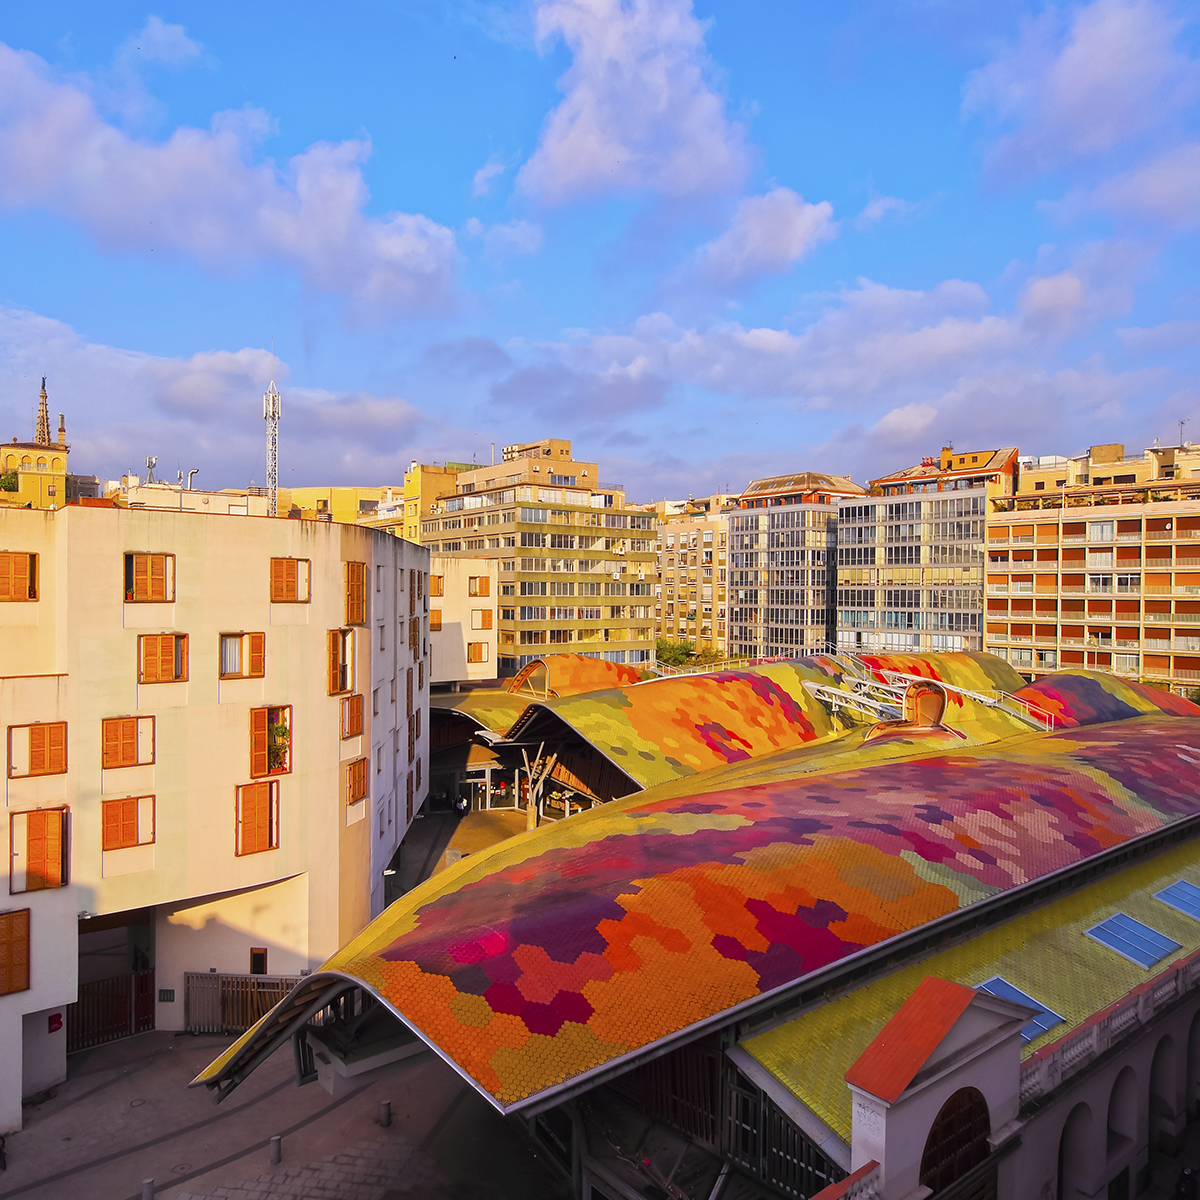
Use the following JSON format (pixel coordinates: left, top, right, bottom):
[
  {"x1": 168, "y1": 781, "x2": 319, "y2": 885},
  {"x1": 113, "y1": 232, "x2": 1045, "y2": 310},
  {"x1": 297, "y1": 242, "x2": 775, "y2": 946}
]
[
  {"x1": 1013, "y1": 669, "x2": 1200, "y2": 728},
  {"x1": 507, "y1": 653, "x2": 648, "y2": 697},
  {"x1": 430, "y1": 689, "x2": 527, "y2": 734},
  {"x1": 196, "y1": 675, "x2": 1200, "y2": 1113},
  {"x1": 744, "y1": 837, "x2": 1200, "y2": 1141}
]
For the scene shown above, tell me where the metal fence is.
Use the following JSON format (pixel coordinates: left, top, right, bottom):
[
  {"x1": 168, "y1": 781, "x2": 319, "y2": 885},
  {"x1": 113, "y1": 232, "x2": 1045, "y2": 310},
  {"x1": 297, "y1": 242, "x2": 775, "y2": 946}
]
[
  {"x1": 184, "y1": 972, "x2": 305, "y2": 1034},
  {"x1": 67, "y1": 969, "x2": 156, "y2": 1053}
]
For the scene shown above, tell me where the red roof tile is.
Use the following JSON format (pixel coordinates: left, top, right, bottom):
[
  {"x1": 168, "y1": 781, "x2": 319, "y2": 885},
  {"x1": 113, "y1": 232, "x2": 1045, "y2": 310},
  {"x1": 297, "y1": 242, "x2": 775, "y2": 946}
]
[
  {"x1": 809, "y1": 1162, "x2": 880, "y2": 1200},
  {"x1": 844, "y1": 977, "x2": 976, "y2": 1103}
]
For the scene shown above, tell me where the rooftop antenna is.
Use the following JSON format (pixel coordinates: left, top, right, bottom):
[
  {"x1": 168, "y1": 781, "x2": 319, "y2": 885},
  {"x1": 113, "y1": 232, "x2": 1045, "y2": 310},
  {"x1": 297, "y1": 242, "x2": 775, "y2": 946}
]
[
  {"x1": 263, "y1": 381, "x2": 281, "y2": 517},
  {"x1": 144, "y1": 455, "x2": 157, "y2": 484},
  {"x1": 1180, "y1": 418, "x2": 1189, "y2": 448}
]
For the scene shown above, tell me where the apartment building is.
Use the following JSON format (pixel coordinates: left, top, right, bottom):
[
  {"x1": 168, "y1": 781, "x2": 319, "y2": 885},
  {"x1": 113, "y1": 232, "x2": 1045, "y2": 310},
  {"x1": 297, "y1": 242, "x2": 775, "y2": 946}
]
[
  {"x1": 729, "y1": 472, "x2": 865, "y2": 658},
  {"x1": 987, "y1": 441, "x2": 1200, "y2": 689},
  {"x1": 0, "y1": 505, "x2": 429, "y2": 1132},
  {"x1": 284, "y1": 485, "x2": 405, "y2": 523},
  {"x1": 836, "y1": 447, "x2": 1017, "y2": 654},
  {"x1": 378, "y1": 439, "x2": 655, "y2": 676},
  {"x1": 654, "y1": 502, "x2": 733, "y2": 656},
  {"x1": 429, "y1": 556, "x2": 499, "y2": 685}
]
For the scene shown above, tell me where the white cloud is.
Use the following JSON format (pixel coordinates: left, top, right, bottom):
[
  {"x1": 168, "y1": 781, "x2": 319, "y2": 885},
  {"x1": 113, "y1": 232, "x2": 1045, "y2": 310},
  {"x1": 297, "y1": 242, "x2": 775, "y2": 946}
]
[
  {"x1": 1118, "y1": 319, "x2": 1200, "y2": 354},
  {"x1": 1088, "y1": 141, "x2": 1200, "y2": 227},
  {"x1": 855, "y1": 194, "x2": 916, "y2": 229},
  {"x1": 872, "y1": 402, "x2": 938, "y2": 441},
  {"x1": 516, "y1": 0, "x2": 747, "y2": 203},
  {"x1": 964, "y1": 0, "x2": 1198, "y2": 175},
  {"x1": 114, "y1": 15, "x2": 206, "y2": 71},
  {"x1": 464, "y1": 216, "x2": 544, "y2": 257},
  {"x1": 0, "y1": 43, "x2": 458, "y2": 318},
  {"x1": 690, "y1": 188, "x2": 836, "y2": 288},
  {"x1": 472, "y1": 153, "x2": 507, "y2": 197}
]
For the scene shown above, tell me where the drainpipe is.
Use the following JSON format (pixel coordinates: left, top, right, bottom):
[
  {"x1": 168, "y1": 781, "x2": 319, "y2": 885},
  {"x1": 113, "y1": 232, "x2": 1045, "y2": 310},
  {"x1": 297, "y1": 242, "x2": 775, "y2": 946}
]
[{"x1": 187, "y1": 469, "x2": 199, "y2": 490}]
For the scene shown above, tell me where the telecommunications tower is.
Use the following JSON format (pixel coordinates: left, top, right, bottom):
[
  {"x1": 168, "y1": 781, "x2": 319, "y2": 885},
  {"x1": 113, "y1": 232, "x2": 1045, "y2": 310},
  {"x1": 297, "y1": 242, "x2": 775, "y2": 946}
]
[{"x1": 263, "y1": 381, "x2": 281, "y2": 517}]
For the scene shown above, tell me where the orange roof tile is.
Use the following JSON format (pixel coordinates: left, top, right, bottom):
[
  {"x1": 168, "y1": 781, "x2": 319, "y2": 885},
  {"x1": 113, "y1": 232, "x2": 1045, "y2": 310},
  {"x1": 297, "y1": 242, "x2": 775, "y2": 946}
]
[{"x1": 843, "y1": 977, "x2": 976, "y2": 1103}]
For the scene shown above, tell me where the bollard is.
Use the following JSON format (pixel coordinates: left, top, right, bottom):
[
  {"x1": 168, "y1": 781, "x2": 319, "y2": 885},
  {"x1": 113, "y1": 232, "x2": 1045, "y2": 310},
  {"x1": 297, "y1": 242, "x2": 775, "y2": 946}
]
[
  {"x1": 142, "y1": 1181, "x2": 155, "y2": 1200},
  {"x1": 270, "y1": 1135, "x2": 282, "y2": 1165},
  {"x1": 379, "y1": 1100, "x2": 392, "y2": 1128}
]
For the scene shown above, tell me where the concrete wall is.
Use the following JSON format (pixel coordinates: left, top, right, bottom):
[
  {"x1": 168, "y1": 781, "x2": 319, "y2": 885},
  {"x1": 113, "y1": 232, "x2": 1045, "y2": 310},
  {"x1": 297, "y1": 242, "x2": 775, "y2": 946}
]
[{"x1": 430, "y1": 556, "x2": 499, "y2": 685}]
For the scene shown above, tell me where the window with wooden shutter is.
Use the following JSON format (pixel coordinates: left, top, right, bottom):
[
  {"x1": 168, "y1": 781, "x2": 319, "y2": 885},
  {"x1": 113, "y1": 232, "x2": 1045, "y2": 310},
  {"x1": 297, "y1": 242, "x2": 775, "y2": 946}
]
[
  {"x1": 419, "y1": 661, "x2": 424, "y2": 690},
  {"x1": 467, "y1": 642, "x2": 489, "y2": 663},
  {"x1": 415, "y1": 756, "x2": 421, "y2": 792},
  {"x1": 220, "y1": 632, "x2": 265, "y2": 678},
  {"x1": 430, "y1": 609, "x2": 442, "y2": 631},
  {"x1": 341, "y1": 693, "x2": 364, "y2": 739},
  {"x1": 327, "y1": 629, "x2": 353, "y2": 694},
  {"x1": 11, "y1": 809, "x2": 67, "y2": 892},
  {"x1": 406, "y1": 668, "x2": 413, "y2": 716},
  {"x1": 408, "y1": 715, "x2": 415, "y2": 764},
  {"x1": 0, "y1": 553, "x2": 37, "y2": 602},
  {"x1": 471, "y1": 609, "x2": 493, "y2": 630},
  {"x1": 270, "y1": 557, "x2": 310, "y2": 603},
  {"x1": 0, "y1": 909, "x2": 30, "y2": 996},
  {"x1": 8, "y1": 723, "x2": 68, "y2": 778},
  {"x1": 124, "y1": 553, "x2": 174, "y2": 602},
  {"x1": 102, "y1": 716, "x2": 153, "y2": 768},
  {"x1": 406, "y1": 772, "x2": 413, "y2": 823},
  {"x1": 468, "y1": 576, "x2": 490, "y2": 597},
  {"x1": 250, "y1": 706, "x2": 291, "y2": 777},
  {"x1": 409, "y1": 617, "x2": 420, "y2": 661},
  {"x1": 409, "y1": 569, "x2": 416, "y2": 610},
  {"x1": 101, "y1": 796, "x2": 154, "y2": 851},
  {"x1": 430, "y1": 575, "x2": 444, "y2": 597},
  {"x1": 139, "y1": 634, "x2": 187, "y2": 683},
  {"x1": 236, "y1": 782, "x2": 278, "y2": 855},
  {"x1": 348, "y1": 758, "x2": 367, "y2": 803},
  {"x1": 345, "y1": 561, "x2": 366, "y2": 625}
]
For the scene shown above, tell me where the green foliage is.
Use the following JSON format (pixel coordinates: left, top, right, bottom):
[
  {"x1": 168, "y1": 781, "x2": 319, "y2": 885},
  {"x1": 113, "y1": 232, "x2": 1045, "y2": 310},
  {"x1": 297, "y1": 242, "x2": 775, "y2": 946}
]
[
  {"x1": 267, "y1": 722, "x2": 290, "y2": 770},
  {"x1": 0, "y1": 471, "x2": 17, "y2": 492},
  {"x1": 656, "y1": 637, "x2": 694, "y2": 666},
  {"x1": 690, "y1": 648, "x2": 726, "y2": 666}
]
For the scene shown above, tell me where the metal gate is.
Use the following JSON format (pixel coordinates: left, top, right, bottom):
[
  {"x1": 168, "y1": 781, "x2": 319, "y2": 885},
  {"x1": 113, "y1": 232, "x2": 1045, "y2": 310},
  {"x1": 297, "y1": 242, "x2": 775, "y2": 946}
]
[{"x1": 66, "y1": 969, "x2": 155, "y2": 1052}]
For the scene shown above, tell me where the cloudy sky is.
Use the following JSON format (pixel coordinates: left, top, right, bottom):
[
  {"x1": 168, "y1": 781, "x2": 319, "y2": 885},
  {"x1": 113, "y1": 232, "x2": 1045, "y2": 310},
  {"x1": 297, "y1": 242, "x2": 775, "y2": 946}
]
[{"x1": 0, "y1": 0, "x2": 1198, "y2": 498}]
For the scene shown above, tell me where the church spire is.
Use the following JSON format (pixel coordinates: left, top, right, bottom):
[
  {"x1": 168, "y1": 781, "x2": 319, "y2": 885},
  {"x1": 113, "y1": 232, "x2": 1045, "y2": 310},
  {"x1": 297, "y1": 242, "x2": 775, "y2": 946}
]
[{"x1": 35, "y1": 377, "x2": 50, "y2": 445}]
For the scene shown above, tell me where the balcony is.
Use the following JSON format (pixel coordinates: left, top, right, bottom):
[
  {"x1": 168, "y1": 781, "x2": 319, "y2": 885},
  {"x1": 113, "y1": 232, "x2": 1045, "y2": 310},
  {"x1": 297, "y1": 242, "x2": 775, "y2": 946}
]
[
  {"x1": 1146, "y1": 612, "x2": 1200, "y2": 623},
  {"x1": 987, "y1": 584, "x2": 1008, "y2": 594},
  {"x1": 1011, "y1": 582, "x2": 1034, "y2": 594},
  {"x1": 1060, "y1": 586, "x2": 1085, "y2": 594},
  {"x1": 1062, "y1": 534, "x2": 1086, "y2": 543},
  {"x1": 1115, "y1": 584, "x2": 1141, "y2": 594},
  {"x1": 1034, "y1": 636, "x2": 1058, "y2": 645},
  {"x1": 1115, "y1": 639, "x2": 1140, "y2": 648},
  {"x1": 1011, "y1": 535, "x2": 1035, "y2": 544},
  {"x1": 1060, "y1": 637, "x2": 1085, "y2": 646},
  {"x1": 1116, "y1": 533, "x2": 1143, "y2": 542}
]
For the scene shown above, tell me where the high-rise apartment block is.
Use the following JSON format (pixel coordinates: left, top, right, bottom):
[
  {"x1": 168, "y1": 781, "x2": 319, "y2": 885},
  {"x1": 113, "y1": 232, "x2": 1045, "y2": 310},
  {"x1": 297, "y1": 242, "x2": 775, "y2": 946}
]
[
  {"x1": 986, "y1": 441, "x2": 1200, "y2": 690},
  {"x1": 382, "y1": 439, "x2": 656, "y2": 676},
  {"x1": 730, "y1": 472, "x2": 865, "y2": 658},
  {"x1": 836, "y1": 447, "x2": 1017, "y2": 654},
  {"x1": 651, "y1": 494, "x2": 738, "y2": 656},
  {"x1": 0, "y1": 506, "x2": 429, "y2": 1130}
]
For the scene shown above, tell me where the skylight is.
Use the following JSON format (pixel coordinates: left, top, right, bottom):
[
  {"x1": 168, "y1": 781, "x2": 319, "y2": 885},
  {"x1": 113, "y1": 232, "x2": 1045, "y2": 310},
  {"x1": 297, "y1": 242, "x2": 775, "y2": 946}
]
[
  {"x1": 1085, "y1": 913, "x2": 1181, "y2": 969},
  {"x1": 976, "y1": 976, "x2": 1065, "y2": 1044},
  {"x1": 1154, "y1": 879, "x2": 1200, "y2": 922}
]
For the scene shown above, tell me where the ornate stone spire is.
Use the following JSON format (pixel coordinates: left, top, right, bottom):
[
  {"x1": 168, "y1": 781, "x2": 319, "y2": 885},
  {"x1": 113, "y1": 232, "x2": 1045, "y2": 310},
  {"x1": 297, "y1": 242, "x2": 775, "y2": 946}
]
[{"x1": 35, "y1": 377, "x2": 50, "y2": 445}]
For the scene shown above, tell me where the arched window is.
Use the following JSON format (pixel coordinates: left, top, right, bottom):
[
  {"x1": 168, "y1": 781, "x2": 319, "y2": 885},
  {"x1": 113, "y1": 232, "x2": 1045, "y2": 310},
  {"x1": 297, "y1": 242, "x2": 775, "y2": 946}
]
[
  {"x1": 920, "y1": 1087, "x2": 991, "y2": 1195},
  {"x1": 21, "y1": 456, "x2": 31, "y2": 467},
  {"x1": 36, "y1": 457, "x2": 47, "y2": 470},
  {"x1": 52, "y1": 457, "x2": 63, "y2": 471}
]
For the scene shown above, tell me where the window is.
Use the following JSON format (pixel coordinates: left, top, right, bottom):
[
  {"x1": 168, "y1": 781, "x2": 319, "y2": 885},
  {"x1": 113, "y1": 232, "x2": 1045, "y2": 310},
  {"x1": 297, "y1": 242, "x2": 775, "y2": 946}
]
[
  {"x1": 376, "y1": 746, "x2": 383, "y2": 775},
  {"x1": 139, "y1": 634, "x2": 188, "y2": 683},
  {"x1": 376, "y1": 564, "x2": 383, "y2": 592},
  {"x1": 372, "y1": 688, "x2": 380, "y2": 717},
  {"x1": 407, "y1": 715, "x2": 415, "y2": 763},
  {"x1": 390, "y1": 677, "x2": 396, "y2": 704},
  {"x1": 236, "y1": 781, "x2": 279, "y2": 855},
  {"x1": 406, "y1": 772, "x2": 413, "y2": 824},
  {"x1": 409, "y1": 617, "x2": 420, "y2": 660},
  {"x1": 468, "y1": 576, "x2": 490, "y2": 597},
  {"x1": 348, "y1": 757, "x2": 368, "y2": 804},
  {"x1": 345, "y1": 561, "x2": 367, "y2": 625},
  {"x1": 430, "y1": 575, "x2": 444, "y2": 597},
  {"x1": 327, "y1": 629, "x2": 355, "y2": 694},
  {"x1": 124, "y1": 553, "x2": 174, "y2": 602},
  {"x1": 0, "y1": 552, "x2": 37, "y2": 601},
  {"x1": 430, "y1": 609, "x2": 443, "y2": 631},
  {"x1": 220, "y1": 632, "x2": 265, "y2": 678},
  {"x1": 269, "y1": 558, "x2": 310, "y2": 603},
  {"x1": 341, "y1": 693, "x2": 364, "y2": 738},
  {"x1": 976, "y1": 976, "x2": 1064, "y2": 1043},
  {"x1": 102, "y1": 716, "x2": 154, "y2": 768},
  {"x1": 8, "y1": 722, "x2": 67, "y2": 777},
  {"x1": 0, "y1": 909, "x2": 30, "y2": 995},
  {"x1": 9, "y1": 808, "x2": 68, "y2": 892},
  {"x1": 471, "y1": 609, "x2": 493, "y2": 630},
  {"x1": 1087, "y1": 521, "x2": 1114, "y2": 543},
  {"x1": 467, "y1": 642, "x2": 489, "y2": 663},
  {"x1": 101, "y1": 796, "x2": 155, "y2": 851},
  {"x1": 406, "y1": 668, "x2": 413, "y2": 716},
  {"x1": 250, "y1": 948, "x2": 268, "y2": 975},
  {"x1": 419, "y1": 661, "x2": 424, "y2": 689},
  {"x1": 1086, "y1": 912, "x2": 1180, "y2": 968},
  {"x1": 1154, "y1": 879, "x2": 1200, "y2": 920},
  {"x1": 250, "y1": 706, "x2": 291, "y2": 777}
]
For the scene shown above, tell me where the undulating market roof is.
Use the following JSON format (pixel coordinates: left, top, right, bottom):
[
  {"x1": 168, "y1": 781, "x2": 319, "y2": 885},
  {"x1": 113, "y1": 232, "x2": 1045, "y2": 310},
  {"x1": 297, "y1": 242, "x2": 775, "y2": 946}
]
[
  {"x1": 744, "y1": 836, "x2": 1200, "y2": 1141},
  {"x1": 195, "y1": 660, "x2": 1200, "y2": 1115}
]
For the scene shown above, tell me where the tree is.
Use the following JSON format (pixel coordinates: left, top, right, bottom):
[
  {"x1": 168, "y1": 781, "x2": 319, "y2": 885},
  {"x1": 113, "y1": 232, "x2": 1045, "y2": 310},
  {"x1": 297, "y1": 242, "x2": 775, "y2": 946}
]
[
  {"x1": 0, "y1": 471, "x2": 17, "y2": 492},
  {"x1": 656, "y1": 637, "x2": 693, "y2": 666}
]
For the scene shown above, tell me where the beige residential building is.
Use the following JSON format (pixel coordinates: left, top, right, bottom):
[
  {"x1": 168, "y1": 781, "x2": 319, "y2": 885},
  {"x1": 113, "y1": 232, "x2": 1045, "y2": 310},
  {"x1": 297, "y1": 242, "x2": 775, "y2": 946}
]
[
  {"x1": 429, "y1": 556, "x2": 499, "y2": 685},
  {"x1": 987, "y1": 441, "x2": 1200, "y2": 689},
  {"x1": 0, "y1": 506, "x2": 430, "y2": 1132},
  {"x1": 654, "y1": 503, "x2": 734, "y2": 655},
  {"x1": 106, "y1": 478, "x2": 271, "y2": 516}
]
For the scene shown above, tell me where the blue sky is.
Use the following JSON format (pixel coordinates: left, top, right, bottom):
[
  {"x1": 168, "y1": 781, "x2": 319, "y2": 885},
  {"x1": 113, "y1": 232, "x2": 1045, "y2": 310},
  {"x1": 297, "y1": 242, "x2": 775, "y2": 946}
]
[{"x1": 0, "y1": 0, "x2": 1198, "y2": 499}]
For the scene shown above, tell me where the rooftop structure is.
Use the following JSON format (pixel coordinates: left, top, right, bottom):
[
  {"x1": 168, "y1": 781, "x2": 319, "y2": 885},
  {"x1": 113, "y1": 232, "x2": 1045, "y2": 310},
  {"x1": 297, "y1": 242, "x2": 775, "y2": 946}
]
[{"x1": 2, "y1": 378, "x2": 71, "y2": 510}]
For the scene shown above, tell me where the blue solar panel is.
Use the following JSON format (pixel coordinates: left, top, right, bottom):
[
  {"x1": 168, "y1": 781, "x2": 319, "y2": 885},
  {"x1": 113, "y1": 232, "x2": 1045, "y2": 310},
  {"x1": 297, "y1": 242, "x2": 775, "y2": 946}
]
[
  {"x1": 976, "y1": 976, "x2": 1065, "y2": 1044},
  {"x1": 1085, "y1": 913, "x2": 1180, "y2": 969},
  {"x1": 1154, "y1": 879, "x2": 1200, "y2": 921}
]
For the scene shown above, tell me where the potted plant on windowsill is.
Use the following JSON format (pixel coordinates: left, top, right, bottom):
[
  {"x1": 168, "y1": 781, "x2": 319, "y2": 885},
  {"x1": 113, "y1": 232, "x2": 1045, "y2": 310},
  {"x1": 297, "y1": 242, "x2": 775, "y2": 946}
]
[{"x1": 267, "y1": 721, "x2": 290, "y2": 773}]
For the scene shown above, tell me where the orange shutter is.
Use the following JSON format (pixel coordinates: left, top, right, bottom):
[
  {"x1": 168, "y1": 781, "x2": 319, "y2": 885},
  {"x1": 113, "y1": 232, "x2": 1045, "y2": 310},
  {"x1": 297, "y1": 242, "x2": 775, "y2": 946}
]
[
  {"x1": 133, "y1": 554, "x2": 149, "y2": 600},
  {"x1": 159, "y1": 635, "x2": 176, "y2": 682},
  {"x1": 408, "y1": 715, "x2": 415, "y2": 763},
  {"x1": 348, "y1": 693, "x2": 364, "y2": 737},
  {"x1": 480, "y1": 610, "x2": 493, "y2": 630},
  {"x1": 46, "y1": 723, "x2": 66, "y2": 774},
  {"x1": 271, "y1": 558, "x2": 297, "y2": 602},
  {"x1": 406, "y1": 668, "x2": 413, "y2": 715},
  {"x1": 250, "y1": 708, "x2": 269, "y2": 778},
  {"x1": 103, "y1": 717, "x2": 139, "y2": 767},
  {"x1": 102, "y1": 799, "x2": 122, "y2": 850},
  {"x1": 139, "y1": 636, "x2": 157, "y2": 683},
  {"x1": 149, "y1": 555, "x2": 166, "y2": 601},
  {"x1": 327, "y1": 631, "x2": 341, "y2": 694},
  {"x1": 348, "y1": 758, "x2": 367, "y2": 802},
  {"x1": 248, "y1": 633, "x2": 265, "y2": 677},
  {"x1": 478, "y1": 576, "x2": 490, "y2": 597},
  {"x1": 409, "y1": 570, "x2": 415, "y2": 610},
  {"x1": 239, "y1": 783, "x2": 272, "y2": 854},
  {"x1": 0, "y1": 909, "x2": 30, "y2": 995},
  {"x1": 0, "y1": 553, "x2": 31, "y2": 602},
  {"x1": 102, "y1": 719, "x2": 121, "y2": 769},
  {"x1": 409, "y1": 618, "x2": 419, "y2": 660},
  {"x1": 102, "y1": 798, "x2": 138, "y2": 851},
  {"x1": 415, "y1": 757, "x2": 421, "y2": 791},
  {"x1": 26, "y1": 810, "x2": 63, "y2": 890},
  {"x1": 430, "y1": 609, "x2": 442, "y2": 631},
  {"x1": 29, "y1": 726, "x2": 47, "y2": 774},
  {"x1": 346, "y1": 562, "x2": 365, "y2": 625}
]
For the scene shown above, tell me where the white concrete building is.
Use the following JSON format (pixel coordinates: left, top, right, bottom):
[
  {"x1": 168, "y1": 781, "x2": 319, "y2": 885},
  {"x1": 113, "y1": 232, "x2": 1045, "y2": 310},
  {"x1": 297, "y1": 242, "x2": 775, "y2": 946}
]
[
  {"x1": 429, "y1": 556, "x2": 499, "y2": 686},
  {"x1": 0, "y1": 504, "x2": 429, "y2": 1132}
]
